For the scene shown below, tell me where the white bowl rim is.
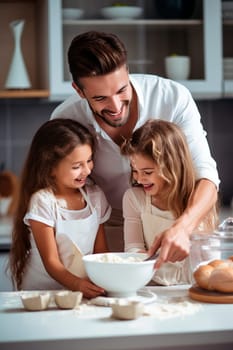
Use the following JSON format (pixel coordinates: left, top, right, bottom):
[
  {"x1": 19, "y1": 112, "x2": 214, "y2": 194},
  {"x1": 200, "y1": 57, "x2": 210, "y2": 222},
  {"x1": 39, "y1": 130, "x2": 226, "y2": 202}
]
[
  {"x1": 82, "y1": 252, "x2": 156, "y2": 264},
  {"x1": 21, "y1": 292, "x2": 50, "y2": 299}
]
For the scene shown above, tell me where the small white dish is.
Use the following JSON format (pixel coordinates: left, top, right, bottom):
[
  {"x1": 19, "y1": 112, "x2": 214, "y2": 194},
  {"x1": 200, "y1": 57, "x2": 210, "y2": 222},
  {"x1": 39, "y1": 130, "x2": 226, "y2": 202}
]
[
  {"x1": 21, "y1": 292, "x2": 51, "y2": 311},
  {"x1": 100, "y1": 6, "x2": 143, "y2": 20},
  {"x1": 62, "y1": 8, "x2": 84, "y2": 20},
  {"x1": 111, "y1": 300, "x2": 144, "y2": 320},
  {"x1": 54, "y1": 291, "x2": 83, "y2": 309}
]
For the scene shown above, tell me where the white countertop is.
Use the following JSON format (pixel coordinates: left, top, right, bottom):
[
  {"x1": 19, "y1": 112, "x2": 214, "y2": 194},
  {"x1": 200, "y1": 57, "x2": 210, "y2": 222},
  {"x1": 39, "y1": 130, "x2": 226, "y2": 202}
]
[{"x1": 0, "y1": 285, "x2": 233, "y2": 350}]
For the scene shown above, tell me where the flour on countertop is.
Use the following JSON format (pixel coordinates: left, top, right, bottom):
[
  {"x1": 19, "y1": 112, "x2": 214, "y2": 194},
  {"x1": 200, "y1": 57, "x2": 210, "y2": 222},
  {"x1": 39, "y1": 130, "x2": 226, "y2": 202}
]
[
  {"x1": 144, "y1": 296, "x2": 202, "y2": 319},
  {"x1": 1, "y1": 291, "x2": 202, "y2": 320},
  {"x1": 76, "y1": 297, "x2": 202, "y2": 319}
]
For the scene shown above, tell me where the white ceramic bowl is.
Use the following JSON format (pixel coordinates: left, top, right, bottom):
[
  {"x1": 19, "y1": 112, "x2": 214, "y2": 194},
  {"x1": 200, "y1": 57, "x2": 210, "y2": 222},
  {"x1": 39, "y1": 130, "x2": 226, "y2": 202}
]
[
  {"x1": 82, "y1": 252, "x2": 155, "y2": 298},
  {"x1": 21, "y1": 292, "x2": 51, "y2": 311},
  {"x1": 100, "y1": 6, "x2": 143, "y2": 20},
  {"x1": 54, "y1": 291, "x2": 83, "y2": 309},
  {"x1": 62, "y1": 8, "x2": 84, "y2": 20}
]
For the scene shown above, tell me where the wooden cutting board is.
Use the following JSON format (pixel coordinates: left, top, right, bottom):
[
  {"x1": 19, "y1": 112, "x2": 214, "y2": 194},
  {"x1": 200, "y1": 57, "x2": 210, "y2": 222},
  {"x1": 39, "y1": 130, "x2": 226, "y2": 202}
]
[{"x1": 189, "y1": 285, "x2": 233, "y2": 303}]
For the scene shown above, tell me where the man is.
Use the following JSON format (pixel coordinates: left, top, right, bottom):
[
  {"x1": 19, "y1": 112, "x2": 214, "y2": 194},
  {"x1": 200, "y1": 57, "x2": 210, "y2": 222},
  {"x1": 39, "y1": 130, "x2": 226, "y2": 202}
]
[{"x1": 51, "y1": 31, "x2": 219, "y2": 269}]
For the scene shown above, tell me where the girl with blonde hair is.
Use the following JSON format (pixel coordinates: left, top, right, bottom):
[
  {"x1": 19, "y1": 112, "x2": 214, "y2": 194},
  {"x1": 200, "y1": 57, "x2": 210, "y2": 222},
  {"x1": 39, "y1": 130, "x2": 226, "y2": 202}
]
[{"x1": 121, "y1": 119, "x2": 218, "y2": 285}]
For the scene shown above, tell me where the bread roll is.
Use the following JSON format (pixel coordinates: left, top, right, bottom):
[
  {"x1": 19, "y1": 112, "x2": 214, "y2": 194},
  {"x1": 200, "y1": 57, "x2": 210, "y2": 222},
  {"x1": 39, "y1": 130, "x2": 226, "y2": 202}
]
[
  {"x1": 193, "y1": 265, "x2": 214, "y2": 290},
  {"x1": 193, "y1": 256, "x2": 233, "y2": 293},
  {"x1": 209, "y1": 259, "x2": 229, "y2": 269},
  {"x1": 208, "y1": 268, "x2": 233, "y2": 293}
]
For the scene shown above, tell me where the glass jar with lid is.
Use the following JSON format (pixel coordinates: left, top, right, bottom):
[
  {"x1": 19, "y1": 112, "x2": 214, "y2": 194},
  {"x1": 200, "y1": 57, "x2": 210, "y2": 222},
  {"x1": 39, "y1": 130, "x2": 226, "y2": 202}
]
[{"x1": 190, "y1": 217, "x2": 233, "y2": 273}]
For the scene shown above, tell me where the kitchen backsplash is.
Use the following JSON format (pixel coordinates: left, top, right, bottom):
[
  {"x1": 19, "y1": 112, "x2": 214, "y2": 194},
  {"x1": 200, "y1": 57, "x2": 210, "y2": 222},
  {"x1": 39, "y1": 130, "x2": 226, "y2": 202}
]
[{"x1": 0, "y1": 98, "x2": 232, "y2": 206}]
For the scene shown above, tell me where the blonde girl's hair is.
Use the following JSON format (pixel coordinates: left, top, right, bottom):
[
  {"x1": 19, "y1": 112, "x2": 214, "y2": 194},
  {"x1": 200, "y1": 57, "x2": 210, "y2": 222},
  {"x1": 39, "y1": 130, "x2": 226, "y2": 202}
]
[
  {"x1": 9, "y1": 118, "x2": 95, "y2": 290},
  {"x1": 121, "y1": 119, "x2": 218, "y2": 230}
]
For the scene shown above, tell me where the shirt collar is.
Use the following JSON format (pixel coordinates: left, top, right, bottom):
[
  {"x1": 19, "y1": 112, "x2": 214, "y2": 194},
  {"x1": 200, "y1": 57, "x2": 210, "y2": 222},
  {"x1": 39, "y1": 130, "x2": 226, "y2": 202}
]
[{"x1": 129, "y1": 74, "x2": 145, "y2": 112}]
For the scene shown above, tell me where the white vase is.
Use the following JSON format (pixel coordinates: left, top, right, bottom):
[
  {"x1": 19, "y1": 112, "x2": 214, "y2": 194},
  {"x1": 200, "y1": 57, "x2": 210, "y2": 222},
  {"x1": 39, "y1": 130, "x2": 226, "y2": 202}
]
[{"x1": 5, "y1": 19, "x2": 31, "y2": 89}]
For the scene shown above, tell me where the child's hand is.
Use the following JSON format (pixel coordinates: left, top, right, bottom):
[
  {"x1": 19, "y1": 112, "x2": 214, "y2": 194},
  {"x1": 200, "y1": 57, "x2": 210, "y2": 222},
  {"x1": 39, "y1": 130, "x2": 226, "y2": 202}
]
[
  {"x1": 148, "y1": 224, "x2": 190, "y2": 269},
  {"x1": 74, "y1": 277, "x2": 106, "y2": 299}
]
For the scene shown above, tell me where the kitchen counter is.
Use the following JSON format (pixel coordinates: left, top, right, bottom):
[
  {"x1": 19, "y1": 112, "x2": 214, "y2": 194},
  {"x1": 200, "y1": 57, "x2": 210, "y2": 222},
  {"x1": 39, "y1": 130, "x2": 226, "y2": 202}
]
[{"x1": 0, "y1": 285, "x2": 233, "y2": 350}]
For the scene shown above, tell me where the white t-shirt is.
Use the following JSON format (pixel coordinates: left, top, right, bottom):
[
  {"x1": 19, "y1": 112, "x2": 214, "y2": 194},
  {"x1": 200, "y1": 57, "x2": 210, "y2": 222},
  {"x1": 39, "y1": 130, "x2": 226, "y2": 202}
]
[
  {"x1": 51, "y1": 74, "x2": 220, "y2": 210},
  {"x1": 24, "y1": 184, "x2": 111, "y2": 229},
  {"x1": 21, "y1": 184, "x2": 111, "y2": 290}
]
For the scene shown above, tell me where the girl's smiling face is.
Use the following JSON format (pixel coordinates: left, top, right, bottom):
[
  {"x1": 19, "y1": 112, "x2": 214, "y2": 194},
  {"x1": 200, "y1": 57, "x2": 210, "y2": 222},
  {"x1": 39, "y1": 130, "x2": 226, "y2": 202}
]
[
  {"x1": 52, "y1": 144, "x2": 93, "y2": 193},
  {"x1": 130, "y1": 153, "x2": 167, "y2": 200}
]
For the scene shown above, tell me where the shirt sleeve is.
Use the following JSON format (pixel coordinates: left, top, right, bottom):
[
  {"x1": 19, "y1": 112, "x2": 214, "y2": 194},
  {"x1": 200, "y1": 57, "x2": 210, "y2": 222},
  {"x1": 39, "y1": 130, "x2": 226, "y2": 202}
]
[
  {"x1": 171, "y1": 84, "x2": 220, "y2": 188},
  {"x1": 122, "y1": 188, "x2": 146, "y2": 252},
  {"x1": 24, "y1": 190, "x2": 56, "y2": 227}
]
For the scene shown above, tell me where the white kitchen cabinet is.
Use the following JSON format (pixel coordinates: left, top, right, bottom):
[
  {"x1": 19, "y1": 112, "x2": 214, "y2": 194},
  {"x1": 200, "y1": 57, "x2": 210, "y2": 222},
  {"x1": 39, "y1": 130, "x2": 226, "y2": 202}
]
[
  {"x1": 0, "y1": 0, "x2": 223, "y2": 100},
  {"x1": 222, "y1": 16, "x2": 233, "y2": 97},
  {"x1": 47, "y1": 0, "x2": 222, "y2": 101}
]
